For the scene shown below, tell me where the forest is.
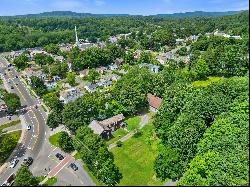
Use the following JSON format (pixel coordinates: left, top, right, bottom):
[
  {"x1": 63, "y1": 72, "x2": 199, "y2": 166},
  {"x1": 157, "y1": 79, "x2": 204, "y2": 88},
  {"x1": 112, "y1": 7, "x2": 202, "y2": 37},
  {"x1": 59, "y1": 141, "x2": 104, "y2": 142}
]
[{"x1": 0, "y1": 10, "x2": 248, "y2": 51}]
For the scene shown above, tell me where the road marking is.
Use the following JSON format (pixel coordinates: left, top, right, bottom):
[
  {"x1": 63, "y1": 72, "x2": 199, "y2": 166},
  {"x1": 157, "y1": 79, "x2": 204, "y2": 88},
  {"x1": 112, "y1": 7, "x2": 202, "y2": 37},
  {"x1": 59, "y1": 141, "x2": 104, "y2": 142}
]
[{"x1": 48, "y1": 156, "x2": 71, "y2": 178}]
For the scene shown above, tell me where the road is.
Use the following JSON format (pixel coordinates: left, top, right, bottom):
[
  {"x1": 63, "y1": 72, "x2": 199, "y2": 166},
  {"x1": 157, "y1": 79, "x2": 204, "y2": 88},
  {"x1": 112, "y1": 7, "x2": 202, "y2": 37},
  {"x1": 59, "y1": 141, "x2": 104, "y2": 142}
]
[
  {"x1": 0, "y1": 54, "x2": 48, "y2": 184},
  {"x1": 0, "y1": 53, "x2": 95, "y2": 186}
]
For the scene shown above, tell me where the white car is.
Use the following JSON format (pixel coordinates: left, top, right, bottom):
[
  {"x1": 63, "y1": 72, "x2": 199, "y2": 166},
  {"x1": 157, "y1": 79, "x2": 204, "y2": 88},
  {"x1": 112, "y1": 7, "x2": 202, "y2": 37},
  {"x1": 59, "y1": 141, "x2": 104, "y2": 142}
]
[
  {"x1": 9, "y1": 159, "x2": 19, "y2": 168},
  {"x1": 27, "y1": 125, "x2": 31, "y2": 130}
]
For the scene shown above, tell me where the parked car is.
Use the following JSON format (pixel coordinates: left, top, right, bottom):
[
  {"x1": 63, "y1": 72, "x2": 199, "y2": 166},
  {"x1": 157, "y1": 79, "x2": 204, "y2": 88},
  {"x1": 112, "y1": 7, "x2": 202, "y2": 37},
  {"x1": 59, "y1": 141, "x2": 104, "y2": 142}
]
[
  {"x1": 27, "y1": 125, "x2": 31, "y2": 130},
  {"x1": 15, "y1": 75, "x2": 18, "y2": 78},
  {"x1": 55, "y1": 153, "x2": 64, "y2": 160},
  {"x1": 10, "y1": 86, "x2": 14, "y2": 89},
  {"x1": 9, "y1": 159, "x2": 19, "y2": 168},
  {"x1": 69, "y1": 163, "x2": 78, "y2": 171},
  {"x1": 22, "y1": 157, "x2": 33, "y2": 167},
  {"x1": 2, "y1": 173, "x2": 15, "y2": 186}
]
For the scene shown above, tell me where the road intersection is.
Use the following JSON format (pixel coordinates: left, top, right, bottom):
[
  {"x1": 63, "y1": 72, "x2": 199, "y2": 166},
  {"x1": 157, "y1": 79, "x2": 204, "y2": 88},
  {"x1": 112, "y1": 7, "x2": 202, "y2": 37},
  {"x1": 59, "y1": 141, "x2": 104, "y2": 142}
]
[{"x1": 0, "y1": 54, "x2": 94, "y2": 186}]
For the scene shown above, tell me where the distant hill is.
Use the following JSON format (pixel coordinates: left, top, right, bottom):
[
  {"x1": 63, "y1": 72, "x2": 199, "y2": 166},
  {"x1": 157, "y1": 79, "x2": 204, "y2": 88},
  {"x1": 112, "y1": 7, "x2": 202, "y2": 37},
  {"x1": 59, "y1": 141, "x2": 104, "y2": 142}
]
[
  {"x1": 7, "y1": 10, "x2": 248, "y2": 18},
  {"x1": 14, "y1": 11, "x2": 130, "y2": 18},
  {"x1": 155, "y1": 10, "x2": 245, "y2": 17}
]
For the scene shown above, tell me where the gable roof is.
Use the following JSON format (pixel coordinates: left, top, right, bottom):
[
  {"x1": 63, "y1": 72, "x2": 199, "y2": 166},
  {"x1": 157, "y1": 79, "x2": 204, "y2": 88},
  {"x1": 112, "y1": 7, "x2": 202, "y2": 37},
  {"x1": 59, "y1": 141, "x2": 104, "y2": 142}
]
[
  {"x1": 99, "y1": 114, "x2": 125, "y2": 127},
  {"x1": 89, "y1": 120, "x2": 105, "y2": 135},
  {"x1": 147, "y1": 93, "x2": 162, "y2": 109}
]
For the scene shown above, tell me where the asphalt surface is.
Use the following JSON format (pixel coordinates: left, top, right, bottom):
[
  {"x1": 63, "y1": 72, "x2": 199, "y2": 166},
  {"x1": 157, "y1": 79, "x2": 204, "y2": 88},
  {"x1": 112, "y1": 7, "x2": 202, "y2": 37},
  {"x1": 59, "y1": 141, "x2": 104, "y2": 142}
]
[
  {"x1": 0, "y1": 53, "x2": 95, "y2": 186},
  {"x1": 0, "y1": 54, "x2": 48, "y2": 184}
]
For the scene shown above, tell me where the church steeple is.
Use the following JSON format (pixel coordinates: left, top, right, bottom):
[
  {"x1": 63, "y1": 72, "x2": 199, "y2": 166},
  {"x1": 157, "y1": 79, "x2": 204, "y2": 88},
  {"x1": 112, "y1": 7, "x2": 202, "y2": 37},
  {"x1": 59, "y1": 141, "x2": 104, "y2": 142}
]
[{"x1": 75, "y1": 26, "x2": 80, "y2": 47}]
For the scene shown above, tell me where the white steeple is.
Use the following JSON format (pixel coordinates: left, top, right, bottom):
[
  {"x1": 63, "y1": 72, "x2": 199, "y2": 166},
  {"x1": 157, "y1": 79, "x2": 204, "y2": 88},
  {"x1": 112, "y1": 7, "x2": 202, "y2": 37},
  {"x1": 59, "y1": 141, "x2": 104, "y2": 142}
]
[{"x1": 75, "y1": 26, "x2": 80, "y2": 47}]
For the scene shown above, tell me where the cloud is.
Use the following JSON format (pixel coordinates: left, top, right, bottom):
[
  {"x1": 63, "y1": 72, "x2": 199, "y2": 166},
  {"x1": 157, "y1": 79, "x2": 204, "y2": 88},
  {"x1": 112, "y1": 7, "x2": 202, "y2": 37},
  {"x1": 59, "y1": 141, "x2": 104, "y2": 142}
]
[{"x1": 94, "y1": 0, "x2": 105, "y2": 6}]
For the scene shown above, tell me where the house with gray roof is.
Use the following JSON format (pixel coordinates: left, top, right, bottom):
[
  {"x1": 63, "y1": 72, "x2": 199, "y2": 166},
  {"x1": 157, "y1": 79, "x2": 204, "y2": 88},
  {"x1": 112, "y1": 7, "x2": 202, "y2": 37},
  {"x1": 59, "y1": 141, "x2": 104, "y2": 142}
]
[{"x1": 89, "y1": 114, "x2": 125, "y2": 139}]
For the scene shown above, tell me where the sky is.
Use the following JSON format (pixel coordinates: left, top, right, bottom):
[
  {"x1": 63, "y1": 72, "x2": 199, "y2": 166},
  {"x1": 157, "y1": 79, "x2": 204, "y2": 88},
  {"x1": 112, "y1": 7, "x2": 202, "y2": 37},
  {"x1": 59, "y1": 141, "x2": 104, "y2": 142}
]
[{"x1": 0, "y1": 0, "x2": 248, "y2": 16}]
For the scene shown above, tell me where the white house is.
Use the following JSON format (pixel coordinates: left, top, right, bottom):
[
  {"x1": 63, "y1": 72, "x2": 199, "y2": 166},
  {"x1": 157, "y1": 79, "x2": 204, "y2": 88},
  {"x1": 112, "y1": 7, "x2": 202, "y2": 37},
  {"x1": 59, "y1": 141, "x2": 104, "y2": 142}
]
[
  {"x1": 44, "y1": 81, "x2": 57, "y2": 90},
  {"x1": 139, "y1": 63, "x2": 160, "y2": 73},
  {"x1": 84, "y1": 83, "x2": 97, "y2": 93},
  {"x1": 59, "y1": 87, "x2": 83, "y2": 104}
]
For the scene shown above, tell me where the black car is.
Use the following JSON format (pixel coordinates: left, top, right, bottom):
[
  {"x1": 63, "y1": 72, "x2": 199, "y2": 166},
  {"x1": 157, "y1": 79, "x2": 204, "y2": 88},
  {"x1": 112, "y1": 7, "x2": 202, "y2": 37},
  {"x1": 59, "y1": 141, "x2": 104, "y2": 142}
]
[
  {"x1": 10, "y1": 86, "x2": 14, "y2": 89},
  {"x1": 22, "y1": 157, "x2": 33, "y2": 166},
  {"x1": 15, "y1": 75, "x2": 18, "y2": 78},
  {"x1": 4, "y1": 73, "x2": 6, "y2": 75},
  {"x1": 55, "y1": 153, "x2": 64, "y2": 160},
  {"x1": 7, "y1": 69, "x2": 10, "y2": 71},
  {"x1": 69, "y1": 163, "x2": 78, "y2": 171}
]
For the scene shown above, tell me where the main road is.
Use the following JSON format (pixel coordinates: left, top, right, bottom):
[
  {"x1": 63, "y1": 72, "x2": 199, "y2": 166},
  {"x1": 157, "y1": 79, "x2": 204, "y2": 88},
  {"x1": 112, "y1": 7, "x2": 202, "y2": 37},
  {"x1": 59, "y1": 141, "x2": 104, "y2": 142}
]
[
  {"x1": 0, "y1": 53, "x2": 95, "y2": 186},
  {"x1": 0, "y1": 54, "x2": 48, "y2": 184}
]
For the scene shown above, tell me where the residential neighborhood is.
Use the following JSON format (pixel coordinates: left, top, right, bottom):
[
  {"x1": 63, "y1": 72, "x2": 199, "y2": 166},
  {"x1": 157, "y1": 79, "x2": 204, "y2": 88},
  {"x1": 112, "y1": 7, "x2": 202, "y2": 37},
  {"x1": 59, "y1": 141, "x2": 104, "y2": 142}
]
[{"x1": 0, "y1": 1, "x2": 248, "y2": 187}]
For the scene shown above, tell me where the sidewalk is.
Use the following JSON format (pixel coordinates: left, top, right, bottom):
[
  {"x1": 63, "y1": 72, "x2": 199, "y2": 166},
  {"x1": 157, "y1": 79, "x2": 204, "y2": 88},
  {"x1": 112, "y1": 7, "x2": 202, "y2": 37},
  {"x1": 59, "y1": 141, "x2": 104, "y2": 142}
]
[{"x1": 39, "y1": 151, "x2": 77, "y2": 185}]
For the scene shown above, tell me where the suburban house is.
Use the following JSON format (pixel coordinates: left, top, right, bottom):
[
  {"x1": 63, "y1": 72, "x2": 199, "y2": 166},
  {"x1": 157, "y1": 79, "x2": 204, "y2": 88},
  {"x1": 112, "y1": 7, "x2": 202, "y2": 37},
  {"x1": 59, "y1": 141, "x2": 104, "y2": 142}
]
[
  {"x1": 30, "y1": 49, "x2": 47, "y2": 58},
  {"x1": 22, "y1": 68, "x2": 47, "y2": 84},
  {"x1": 109, "y1": 36, "x2": 118, "y2": 43},
  {"x1": 147, "y1": 93, "x2": 162, "y2": 112},
  {"x1": 59, "y1": 86, "x2": 83, "y2": 104},
  {"x1": 176, "y1": 38, "x2": 185, "y2": 45},
  {"x1": 114, "y1": 58, "x2": 125, "y2": 66},
  {"x1": 79, "y1": 69, "x2": 89, "y2": 78},
  {"x1": 52, "y1": 76, "x2": 61, "y2": 82},
  {"x1": 213, "y1": 30, "x2": 230, "y2": 38},
  {"x1": 44, "y1": 80, "x2": 57, "y2": 90},
  {"x1": 59, "y1": 44, "x2": 73, "y2": 52},
  {"x1": 96, "y1": 67, "x2": 107, "y2": 74},
  {"x1": 134, "y1": 50, "x2": 141, "y2": 59},
  {"x1": 84, "y1": 83, "x2": 97, "y2": 93},
  {"x1": 53, "y1": 55, "x2": 64, "y2": 62},
  {"x1": 139, "y1": 63, "x2": 160, "y2": 73},
  {"x1": 89, "y1": 114, "x2": 125, "y2": 139},
  {"x1": 9, "y1": 51, "x2": 22, "y2": 59},
  {"x1": 108, "y1": 63, "x2": 118, "y2": 70},
  {"x1": 231, "y1": 35, "x2": 242, "y2": 39}
]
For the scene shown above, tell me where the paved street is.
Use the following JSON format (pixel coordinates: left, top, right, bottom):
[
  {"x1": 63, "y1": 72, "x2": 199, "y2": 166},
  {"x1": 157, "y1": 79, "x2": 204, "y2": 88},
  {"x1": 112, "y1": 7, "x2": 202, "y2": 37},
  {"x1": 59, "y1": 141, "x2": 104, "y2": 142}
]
[{"x1": 0, "y1": 54, "x2": 94, "y2": 186}]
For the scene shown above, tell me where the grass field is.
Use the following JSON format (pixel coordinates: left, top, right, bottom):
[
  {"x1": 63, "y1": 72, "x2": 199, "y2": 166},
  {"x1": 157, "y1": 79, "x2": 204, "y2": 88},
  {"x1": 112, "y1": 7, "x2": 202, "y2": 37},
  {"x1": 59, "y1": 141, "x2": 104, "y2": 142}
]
[
  {"x1": 106, "y1": 128, "x2": 128, "y2": 145},
  {"x1": 192, "y1": 76, "x2": 223, "y2": 87},
  {"x1": 36, "y1": 176, "x2": 57, "y2": 186},
  {"x1": 111, "y1": 123, "x2": 167, "y2": 186},
  {"x1": 125, "y1": 116, "x2": 141, "y2": 131},
  {"x1": 0, "y1": 130, "x2": 21, "y2": 165},
  {"x1": 48, "y1": 132, "x2": 63, "y2": 147},
  {"x1": 45, "y1": 177, "x2": 57, "y2": 186},
  {"x1": 0, "y1": 120, "x2": 20, "y2": 132}
]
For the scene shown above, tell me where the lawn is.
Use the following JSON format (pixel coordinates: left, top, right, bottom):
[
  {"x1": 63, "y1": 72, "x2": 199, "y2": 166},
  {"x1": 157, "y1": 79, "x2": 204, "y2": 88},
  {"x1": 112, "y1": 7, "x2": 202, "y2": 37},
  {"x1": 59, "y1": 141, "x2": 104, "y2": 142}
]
[
  {"x1": 106, "y1": 128, "x2": 128, "y2": 145},
  {"x1": 125, "y1": 116, "x2": 141, "y2": 131},
  {"x1": 0, "y1": 120, "x2": 21, "y2": 132},
  {"x1": 36, "y1": 176, "x2": 57, "y2": 186},
  {"x1": 110, "y1": 123, "x2": 167, "y2": 186},
  {"x1": 0, "y1": 130, "x2": 21, "y2": 165},
  {"x1": 48, "y1": 132, "x2": 63, "y2": 147},
  {"x1": 192, "y1": 76, "x2": 223, "y2": 87},
  {"x1": 45, "y1": 177, "x2": 57, "y2": 186}
]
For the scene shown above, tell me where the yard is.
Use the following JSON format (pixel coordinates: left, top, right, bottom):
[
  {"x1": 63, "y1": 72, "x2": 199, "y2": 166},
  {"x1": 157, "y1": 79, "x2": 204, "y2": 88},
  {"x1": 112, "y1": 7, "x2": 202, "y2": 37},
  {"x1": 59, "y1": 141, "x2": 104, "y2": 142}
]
[
  {"x1": 0, "y1": 120, "x2": 20, "y2": 132},
  {"x1": 125, "y1": 116, "x2": 141, "y2": 131},
  {"x1": 110, "y1": 122, "x2": 167, "y2": 186},
  {"x1": 192, "y1": 76, "x2": 223, "y2": 87},
  {"x1": 48, "y1": 132, "x2": 63, "y2": 147},
  {"x1": 106, "y1": 116, "x2": 141, "y2": 145},
  {"x1": 0, "y1": 130, "x2": 21, "y2": 165}
]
